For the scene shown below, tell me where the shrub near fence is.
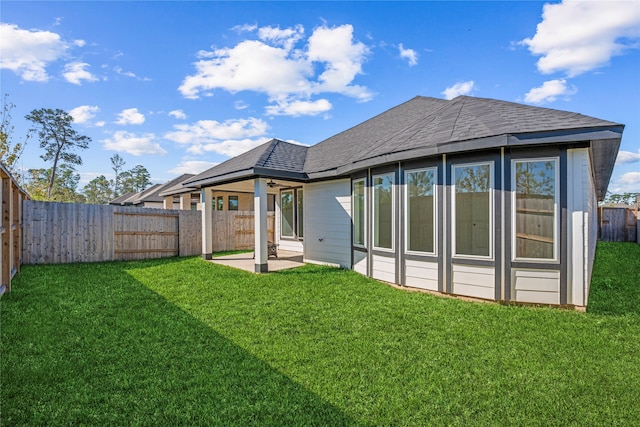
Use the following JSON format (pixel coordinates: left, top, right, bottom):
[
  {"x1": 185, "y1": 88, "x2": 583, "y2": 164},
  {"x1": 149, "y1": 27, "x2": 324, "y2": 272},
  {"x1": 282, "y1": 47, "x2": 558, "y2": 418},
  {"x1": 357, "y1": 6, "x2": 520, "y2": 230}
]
[{"x1": 22, "y1": 201, "x2": 275, "y2": 264}]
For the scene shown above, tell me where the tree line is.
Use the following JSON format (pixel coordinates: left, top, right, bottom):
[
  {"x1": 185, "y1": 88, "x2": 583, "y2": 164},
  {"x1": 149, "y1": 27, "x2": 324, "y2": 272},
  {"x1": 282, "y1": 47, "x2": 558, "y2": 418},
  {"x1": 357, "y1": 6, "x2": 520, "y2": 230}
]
[{"x1": 0, "y1": 95, "x2": 152, "y2": 204}]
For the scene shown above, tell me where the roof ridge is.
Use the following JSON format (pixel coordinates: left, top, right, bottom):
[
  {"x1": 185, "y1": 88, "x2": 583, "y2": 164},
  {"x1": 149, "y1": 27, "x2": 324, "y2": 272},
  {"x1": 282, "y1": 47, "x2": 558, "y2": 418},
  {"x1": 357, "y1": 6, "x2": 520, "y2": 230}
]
[
  {"x1": 446, "y1": 97, "x2": 466, "y2": 141},
  {"x1": 346, "y1": 97, "x2": 452, "y2": 163},
  {"x1": 256, "y1": 138, "x2": 281, "y2": 168},
  {"x1": 305, "y1": 96, "x2": 445, "y2": 170}
]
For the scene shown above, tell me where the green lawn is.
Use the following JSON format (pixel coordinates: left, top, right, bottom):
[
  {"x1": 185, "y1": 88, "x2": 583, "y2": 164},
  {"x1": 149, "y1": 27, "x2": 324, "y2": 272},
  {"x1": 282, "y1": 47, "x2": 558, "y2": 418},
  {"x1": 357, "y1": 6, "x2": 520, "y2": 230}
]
[{"x1": 2, "y1": 242, "x2": 639, "y2": 426}]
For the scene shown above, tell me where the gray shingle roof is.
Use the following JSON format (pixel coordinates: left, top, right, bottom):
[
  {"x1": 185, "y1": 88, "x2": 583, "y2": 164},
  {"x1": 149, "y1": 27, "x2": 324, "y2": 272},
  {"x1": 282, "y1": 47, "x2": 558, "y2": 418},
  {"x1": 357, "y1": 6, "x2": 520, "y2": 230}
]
[
  {"x1": 109, "y1": 174, "x2": 196, "y2": 205},
  {"x1": 109, "y1": 191, "x2": 137, "y2": 205},
  {"x1": 180, "y1": 96, "x2": 623, "y2": 200},
  {"x1": 109, "y1": 184, "x2": 162, "y2": 205},
  {"x1": 184, "y1": 139, "x2": 308, "y2": 187},
  {"x1": 304, "y1": 95, "x2": 621, "y2": 176},
  {"x1": 158, "y1": 174, "x2": 196, "y2": 197}
]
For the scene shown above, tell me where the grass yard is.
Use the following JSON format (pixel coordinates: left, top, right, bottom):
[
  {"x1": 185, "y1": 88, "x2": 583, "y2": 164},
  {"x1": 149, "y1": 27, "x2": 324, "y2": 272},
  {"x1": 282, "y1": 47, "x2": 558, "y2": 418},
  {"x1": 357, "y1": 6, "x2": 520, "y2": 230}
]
[{"x1": 1, "y1": 242, "x2": 639, "y2": 426}]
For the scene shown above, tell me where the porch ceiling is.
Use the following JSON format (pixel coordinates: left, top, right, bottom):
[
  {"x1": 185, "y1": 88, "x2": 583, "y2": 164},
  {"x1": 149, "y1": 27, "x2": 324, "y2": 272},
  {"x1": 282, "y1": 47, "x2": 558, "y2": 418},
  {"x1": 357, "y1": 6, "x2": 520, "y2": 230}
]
[{"x1": 210, "y1": 178, "x2": 302, "y2": 194}]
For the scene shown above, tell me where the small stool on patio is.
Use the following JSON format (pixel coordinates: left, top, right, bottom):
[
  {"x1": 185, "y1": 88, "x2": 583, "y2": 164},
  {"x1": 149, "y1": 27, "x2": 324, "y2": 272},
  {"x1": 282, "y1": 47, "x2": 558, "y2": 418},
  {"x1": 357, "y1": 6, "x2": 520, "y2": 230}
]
[
  {"x1": 267, "y1": 241, "x2": 278, "y2": 259},
  {"x1": 254, "y1": 241, "x2": 278, "y2": 259}
]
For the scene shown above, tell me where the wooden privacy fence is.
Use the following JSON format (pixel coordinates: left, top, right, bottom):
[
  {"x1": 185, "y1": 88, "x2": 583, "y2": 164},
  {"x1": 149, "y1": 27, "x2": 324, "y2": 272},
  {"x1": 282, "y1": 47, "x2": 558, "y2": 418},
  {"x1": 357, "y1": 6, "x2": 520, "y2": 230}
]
[
  {"x1": 23, "y1": 202, "x2": 201, "y2": 264},
  {"x1": 22, "y1": 201, "x2": 275, "y2": 264},
  {"x1": 212, "y1": 211, "x2": 275, "y2": 252},
  {"x1": 1, "y1": 164, "x2": 29, "y2": 295},
  {"x1": 599, "y1": 207, "x2": 638, "y2": 242}
]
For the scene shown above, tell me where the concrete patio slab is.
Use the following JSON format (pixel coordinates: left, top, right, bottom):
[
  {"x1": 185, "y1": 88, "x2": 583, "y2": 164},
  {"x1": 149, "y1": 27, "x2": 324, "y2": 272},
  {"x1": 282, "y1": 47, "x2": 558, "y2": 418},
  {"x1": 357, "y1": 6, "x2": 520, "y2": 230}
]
[{"x1": 209, "y1": 250, "x2": 304, "y2": 273}]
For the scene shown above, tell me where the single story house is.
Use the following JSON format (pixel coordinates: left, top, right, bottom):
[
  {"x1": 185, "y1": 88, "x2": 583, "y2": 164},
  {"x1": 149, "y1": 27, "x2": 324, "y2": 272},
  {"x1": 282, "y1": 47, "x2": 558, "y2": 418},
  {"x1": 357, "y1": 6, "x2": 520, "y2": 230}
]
[
  {"x1": 109, "y1": 174, "x2": 197, "y2": 209},
  {"x1": 183, "y1": 95, "x2": 623, "y2": 308}
]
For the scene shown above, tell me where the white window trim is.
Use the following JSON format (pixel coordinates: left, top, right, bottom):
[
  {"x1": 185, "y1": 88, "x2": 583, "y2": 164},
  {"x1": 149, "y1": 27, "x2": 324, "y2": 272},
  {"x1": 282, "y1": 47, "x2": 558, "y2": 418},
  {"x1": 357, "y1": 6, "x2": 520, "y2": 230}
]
[
  {"x1": 404, "y1": 167, "x2": 437, "y2": 256},
  {"x1": 280, "y1": 189, "x2": 295, "y2": 239},
  {"x1": 451, "y1": 161, "x2": 494, "y2": 260},
  {"x1": 372, "y1": 172, "x2": 395, "y2": 252},
  {"x1": 352, "y1": 178, "x2": 367, "y2": 248},
  {"x1": 511, "y1": 157, "x2": 559, "y2": 262},
  {"x1": 296, "y1": 188, "x2": 304, "y2": 241}
]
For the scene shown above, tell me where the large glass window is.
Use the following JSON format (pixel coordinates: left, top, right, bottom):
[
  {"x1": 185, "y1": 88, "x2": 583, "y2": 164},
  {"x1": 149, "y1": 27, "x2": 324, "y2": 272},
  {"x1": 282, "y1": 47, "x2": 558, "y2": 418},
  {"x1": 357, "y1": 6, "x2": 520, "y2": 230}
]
[
  {"x1": 514, "y1": 159, "x2": 558, "y2": 260},
  {"x1": 454, "y1": 163, "x2": 492, "y2": 257},
  {"x1": 406, "y1": 168, "x2": 435, "y2": 253},
  {"x1": 280, "y1": 190, "x2": 294, "y2": 238},
  {"x1": 373, "y1": 173, "x2": 394, "y2": 250},
  {"x1": 353, "y1": 179, "x2": 366, "y2": 246},
  {"x1": 297, "y1": 189, "x2": 304, "y2": 239}
]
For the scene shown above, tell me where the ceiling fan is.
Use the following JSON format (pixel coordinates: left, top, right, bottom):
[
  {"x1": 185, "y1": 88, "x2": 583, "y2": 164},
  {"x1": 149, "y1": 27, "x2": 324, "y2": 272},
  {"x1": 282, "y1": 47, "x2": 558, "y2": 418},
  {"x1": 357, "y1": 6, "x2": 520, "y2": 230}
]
[{"x1": 267, "y1": 179, "x2": 282, "y2": 188}]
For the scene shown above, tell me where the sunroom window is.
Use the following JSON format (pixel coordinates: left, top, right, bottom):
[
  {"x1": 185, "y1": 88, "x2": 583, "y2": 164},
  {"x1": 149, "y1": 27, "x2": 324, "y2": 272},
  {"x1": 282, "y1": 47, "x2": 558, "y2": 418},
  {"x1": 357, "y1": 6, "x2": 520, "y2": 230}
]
[
  {"x1": 353, "y1": 179, "x2": 366, "y2": 246},
  {"x1": 454, "y1": 163, "x2": 492, "y2": 257},
  {"x1": 514, "y1": 159, "x2": 558, "y2": 260},
  {"x1": 296, "y1": 189, "x2": 304, "y2": 239},
  {"x1": 373, "y1": 173, "x2": 394, "y2": 250},
  {"x1": 405, "y1": 168, "x2": 435, "y2": 253}
]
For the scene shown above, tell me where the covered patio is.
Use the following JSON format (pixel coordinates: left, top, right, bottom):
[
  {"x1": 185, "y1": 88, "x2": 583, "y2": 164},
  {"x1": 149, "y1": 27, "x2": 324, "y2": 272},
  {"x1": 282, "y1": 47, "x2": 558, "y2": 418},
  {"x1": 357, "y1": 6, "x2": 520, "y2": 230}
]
[
  {"x1": 182, "y1": 139, "x2": 308, "y2": 274},
  {"x1": 209, "y1": 249, "x2": 305, "y2": 273}
]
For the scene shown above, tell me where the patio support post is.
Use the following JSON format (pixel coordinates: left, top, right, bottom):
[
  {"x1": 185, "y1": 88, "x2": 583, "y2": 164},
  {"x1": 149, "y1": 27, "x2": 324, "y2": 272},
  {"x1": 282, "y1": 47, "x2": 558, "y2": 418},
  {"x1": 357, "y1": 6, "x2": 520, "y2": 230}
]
[
  {"x1": 254, "y1": 178, "x2": 268, "y2": 273},
  {"x1": 163, "y1": 195, "x2": 174, "y2": 209},
  {"x1": 180, "y1": 193, "x2": 190, "y2": 210},
  {"x1": 201, "y1": 188, "x2": 213, "y2": 259}
]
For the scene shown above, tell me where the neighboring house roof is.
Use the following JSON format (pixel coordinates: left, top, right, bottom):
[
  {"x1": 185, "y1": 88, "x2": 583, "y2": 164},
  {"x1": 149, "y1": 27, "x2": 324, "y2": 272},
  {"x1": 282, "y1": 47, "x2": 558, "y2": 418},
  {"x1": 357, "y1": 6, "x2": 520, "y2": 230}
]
[
  {"x1": 109, "y1": 174, "x2": 196, "y2": 206},
  {"x1": 183, "y1": 96, "x2": 624, "y2": 200},
  {"x1": 158, "y1": 174, "x2": 196, "y2": 197},
  {"x1": 109, "y1": 184, "x2": 162, "y2": 205},
  {"x1": 108, "y1": 191, "x2": 137, "y2": 205}
]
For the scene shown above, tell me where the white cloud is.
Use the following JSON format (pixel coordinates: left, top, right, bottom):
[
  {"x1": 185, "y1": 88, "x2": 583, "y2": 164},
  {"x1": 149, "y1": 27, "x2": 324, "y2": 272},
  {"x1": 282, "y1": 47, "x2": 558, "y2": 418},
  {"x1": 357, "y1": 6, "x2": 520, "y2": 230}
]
[
  {"x1": 165, "y1": 117, "x2": 272, "y2": 158},
  {"x1": 442, "y1": 80, "x2": 475, "y2": 100},
  {"x1": 69, "y1": 105, "x2": 100, "y2": 124},
  {"x1": 232, "y1": 23, "x2": 258, "y2": 33},
  {"x1": 610, "y1": 171, "x2": 640, "y2": 193},
  {"x1": 179, "y1": 39, "x2": 312, "y2": 99},
  {"x1": 234, "y1": 100, "x2": 249, "y2": 110},
  {"x1": 168, "y1": 109, "x2": 187, "y2": 120},
  {"x1": 73, "y1": 39, "x2": 86, "y2": 47},
  {"x1": 521, "y1": 0, "x2": 640, "y2": 77},
  {"x1": 398, "y1": 43, "x2": 418, "y2": 66},
  {"x1": 95, "y1": 121, "x2": 106, "y2": 127},
  {"x1": 164, "y1": 117, "x2": 269, "y2": 144},
  {"x1": 179, "y1": 24, "x2": 372, "y2": 115},
  {"x1": 169, "y1": 160, "x2": 218, "y2": 175},
  {"x1": 616, "y1": 150, "x2": 640, "y2": 165},
  {"x1": 115, "y1": 108, "x2": 146, "y2": 125},
  {"x1": 258, "y1": 24, "x2": 304, "y2": 50},
  {"x1": 103, "y1": 131, "x2": 167, "y2": 156},
  {"x1": 0, "y1": 23, "x2": 68, "y2": 82},
  {"x1": 63, "y1": 62, "x2": 98, "y2": 85},
  {"x1": 114, "y1": 66, "x2": 136, "y2": 78},
  {"x1": 187, "y1": 137, "x2": 272, "y2": 157},
  {"x1": 114, "y1": 66, "x2": 151, "y2": 81},
  {"x1": 265, "y1": 98, "x2": 332, "y2": 116},
  {"x1": 524, "y1": 79, "x2": 577, "y2": 104},
  {"x1": 307, "y1": 24, "x2": 372, "y2": 100}
]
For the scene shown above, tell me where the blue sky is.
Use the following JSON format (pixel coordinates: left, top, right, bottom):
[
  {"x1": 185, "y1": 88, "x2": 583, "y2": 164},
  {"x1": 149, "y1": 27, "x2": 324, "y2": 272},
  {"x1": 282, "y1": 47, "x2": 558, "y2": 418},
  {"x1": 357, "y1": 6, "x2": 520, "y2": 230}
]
[{"x1": 2, "y1": 1, "x2": 639, "y2": 194}]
